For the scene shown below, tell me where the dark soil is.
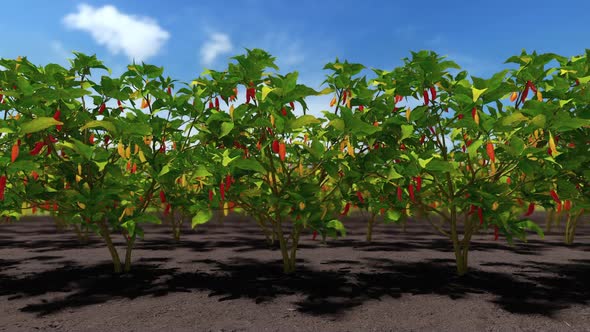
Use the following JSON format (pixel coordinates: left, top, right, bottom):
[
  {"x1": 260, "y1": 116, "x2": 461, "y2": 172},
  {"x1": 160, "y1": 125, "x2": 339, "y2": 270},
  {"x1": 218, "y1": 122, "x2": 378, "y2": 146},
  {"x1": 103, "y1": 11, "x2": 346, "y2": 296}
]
[{"x1": 0, "y1": 213, "x2": 589, "y2": 332}]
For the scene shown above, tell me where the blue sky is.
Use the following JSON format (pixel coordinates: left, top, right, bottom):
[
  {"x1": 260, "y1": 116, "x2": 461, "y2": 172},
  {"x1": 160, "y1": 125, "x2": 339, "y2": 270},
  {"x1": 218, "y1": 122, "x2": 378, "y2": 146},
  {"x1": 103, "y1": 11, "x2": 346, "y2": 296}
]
[{"x1": 2, "y1": 0, "x2": 589, "y2": 112}]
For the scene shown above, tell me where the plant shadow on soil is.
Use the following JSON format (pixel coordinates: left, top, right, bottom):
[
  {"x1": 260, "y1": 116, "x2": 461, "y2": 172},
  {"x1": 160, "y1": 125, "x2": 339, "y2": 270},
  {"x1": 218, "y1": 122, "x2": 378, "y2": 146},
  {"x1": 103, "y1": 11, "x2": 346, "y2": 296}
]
[
  {"x1": 1, "y1": 215, "x2": 589, "y2": 319},
  {"x1": 0, "y1": 255, "x2": 588, "y2": 318}
]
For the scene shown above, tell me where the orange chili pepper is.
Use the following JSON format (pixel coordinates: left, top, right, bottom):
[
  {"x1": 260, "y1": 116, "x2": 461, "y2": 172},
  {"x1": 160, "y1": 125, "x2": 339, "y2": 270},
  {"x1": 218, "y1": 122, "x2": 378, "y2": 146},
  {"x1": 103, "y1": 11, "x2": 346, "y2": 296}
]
[
  {"x1": 11, "y1": 143, "x2": 19, "y2": 162},
  {"x1": 278, "y1": 142, "x2": 286, "y2": 161}
]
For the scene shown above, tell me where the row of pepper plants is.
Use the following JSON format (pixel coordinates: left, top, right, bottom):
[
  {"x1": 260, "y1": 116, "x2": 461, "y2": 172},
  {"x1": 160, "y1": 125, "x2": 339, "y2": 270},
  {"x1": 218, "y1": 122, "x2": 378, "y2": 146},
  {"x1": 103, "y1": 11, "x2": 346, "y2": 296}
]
[{"x1": 0, "y1": 49, "x2": 588, "y2": 276}]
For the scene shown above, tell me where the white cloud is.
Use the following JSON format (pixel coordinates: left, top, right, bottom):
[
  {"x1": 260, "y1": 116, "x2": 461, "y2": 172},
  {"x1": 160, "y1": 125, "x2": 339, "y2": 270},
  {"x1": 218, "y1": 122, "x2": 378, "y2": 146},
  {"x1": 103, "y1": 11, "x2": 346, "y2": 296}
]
[
  {"x1": 63, "y1": 4, "x2": 170, "y2": 62},
  {"x1": 200, "y1": 33, "x2": 233, "y2": 65}
]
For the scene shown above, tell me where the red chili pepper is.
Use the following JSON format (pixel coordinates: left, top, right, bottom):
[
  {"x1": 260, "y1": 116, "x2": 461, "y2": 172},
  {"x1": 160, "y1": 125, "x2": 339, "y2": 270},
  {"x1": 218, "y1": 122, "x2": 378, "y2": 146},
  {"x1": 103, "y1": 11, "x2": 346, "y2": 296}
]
[
  {"x1": 98, "y1": 103, "x2": 106, "y2": 115},
  {"x1": 564, "y1": 200, "x2": 571, "y2": 211},
  {"x1": 225, "y1": 174, "x2": 232, "y2": 191},
  {"x1": 467, "y1": 204, "x2": 476, "y2": 216},
  {"x1": 281, "y1": 107, "x2": 287, "y2": 116},
  {"x1": 215, "y1": 97, "x2": 219, "y2": 109},
  {"x1": 429, "y1": 127, "x2": 435, "y2": 135},
  {"x1": 131, "y1": 162, "x2": 137, "y2": 174},
  {"x1": 340, "y1": 202, "x2": 351, "y2": 216},
  {"x1": 342, "y1": 90, "x2": 347, "y2": 104},
  {"x1": 104, "y1": 135, "x2": 110, "y2": 147},
  {"x1": 220, "y1": 182, "x2": 225, "y2": 201},
  {"x1": 117, "y1": 100, "x2": 124, "y2": 111},
  {"x1": 430, "y1": 86, "x2": 436, "y2": 101},
  {"x1": 527, "y1": 80, "x2": 537, "y2": 93},
  {"x1": 0, "y1": 176, "x2": 6, "y2": 200},
  {"x1": 167, "y1": 86, "x2": 172, "y2": 95},
  {"x1": 159, "y1": 190, "x2": 166, "y2": 203},
  {"x1": 208, "y1": 101, "x2": 214, "y2": 109},
  {"x1": 89, "y1": 133, "x2": 95, "y2": 145},
  {"x1": 420, "y1": 135, "x2": 426, "y2": 145},
  {"x1": 415, "y1": 176, "x2": 422, "y2": 192},
  {"x1": 477, "y1": 207, "x2": 484, "y2": 225},
  {"x1": 408, "y1": 184, "x2": 415, "y2": 202},
  {"x1": 458, "y1": 114, "x2": 464, "y2": 120},
  {"x1": 358, "y1": 105, "x2": 364, "y2": 112},
  {"x1": 312, "y1": 230, "x2": 318, "y2": 240},
  {"x1": 30, "y1": 142, "x2": 45, "y2": 155},
  {"x1": 272, "y1": 140, "x2": 280, "y2": 153},
  {"x1": 31, "y1": 171, "x2": 39, "y2": 180},
  {"x1": 53, "y1": 109, "x2": 62, "y2": 131},
  {"x1": 290, "y1": 101, "x2": 295, "y2": 110},
  {"x1": 550, "y1": 189, "x2": 560, "y2": 204},
  {"x1": 423, "y1": 90, "x2": 429, "y2": 105},
  {"x1": 556, "y1": 201, "x2": 562, "y2": 213},
  {"x1": 471, "y1": 107, "x2": 477, "y2": 120},
  {"x1": 524, "y1": 202, "x2": 535, "y2": 216},
  {"x1": 356, "y1": 191, "x2": 364, "y2": 204},
  {"x1": 126, "y1": 161, "x2": 131, "y2": 172},
  {"x1": 494, "y1": 226, "x2": 499, "y2": 241},
  {"x1": 209, "y1": 189, "x2": 214, "y2": 201},
  {"x1": 397, "y1": 186, "x2": 403, "y2": 201},
  {"x1": 164, "y1": 203, "x2": 171, "y2": 216},
  {"x1": 462, "y1": 145, "x2": 466, "y2": 153}
]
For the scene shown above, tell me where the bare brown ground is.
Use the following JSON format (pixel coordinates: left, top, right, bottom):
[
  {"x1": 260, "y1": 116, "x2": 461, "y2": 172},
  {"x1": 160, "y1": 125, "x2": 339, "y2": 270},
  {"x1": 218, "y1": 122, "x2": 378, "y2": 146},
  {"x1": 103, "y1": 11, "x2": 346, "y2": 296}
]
[{"x1": 0, "y1": 213, "x2": 589, "y2": 332}]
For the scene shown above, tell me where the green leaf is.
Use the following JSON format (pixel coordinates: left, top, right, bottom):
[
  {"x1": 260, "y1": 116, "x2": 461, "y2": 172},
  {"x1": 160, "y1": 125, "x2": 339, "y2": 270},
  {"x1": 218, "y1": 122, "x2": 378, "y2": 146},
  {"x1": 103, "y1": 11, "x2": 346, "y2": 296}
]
[
  {"x1": 94, "y1": 161, "x2": 108, "y2": 172},
  {"x1": 261, "y1": 85, "x2": 274, "y2": 101},
  {"x1": 349, "y1": 118, "x2": 381, "y2": 137},
  {"x1": 192, "y1": 210, "x2": 212, "y2": 228},
  {"x1": 158, "y1": 164, "x2": 170, "y2": 177},
  {"x1": 7, "y1": 160, "x2": 37, "y2": 172},
  {"x1": 400, "y1": 124, "x2": 414, "y2": 141},
  {"x1": 327, "y1": 119, "x2": 345, "y2": 131},
  {"x1": 71, "y1": 138, "x2": 93, "y2": 160},
  {"x1": 516, "y1": 219, "x2": 545, "y2": 239},
  {"x1": 233, "y1": 158, "x2": 266, "y2": 173},
  {"x1": 194, "y1": 166, "x2": 212, "y2": 177},
  {"x1": 530, "y1": 114, "x2": 546, "y2": 128},
  {"x1": 418, "y1": 157, "x2": 433, "y2": 169},
  {"x1": 219, "y1": 121, "x2": 234, "y2": 138},
  {"x1": 384, "y1": 210, "x2": 402, "y2": 223},
  {"x1": 472, "y1": 87, "x2": 488, "y2": 102},
  {"x1": 499, "y1": 112, "x2": 528, "y2": 127},
  {"x1": 20, "y1": 117, "x2": 62, "y2": 134},
  {"x1": 425, "y1": 159, "x2": 455, "y2": 172},
  {"x1": 326, "y1": 219, "x2": 346, "y2": 236},
  {"x1": 136, "y1": 214, "x2": 161, "y2": 224},
  {"x1": 121, "y1": 220, "x2": 136, "y2": 237},
  {"x1": 80, "y1": 120, "x2": 116, "y2": 133},
  {"x1": 288, "y1": 115, "x2": 322, "y2": 130},
  {"x1": 467, "y1": 139, "x2": 483, "y2": 159},
  {"x1": 222, "y1": 150, "x2": 239, "y2": 167},
  {"x1": 387, "y1": 167, "x2": 403, "y2": 180}
]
